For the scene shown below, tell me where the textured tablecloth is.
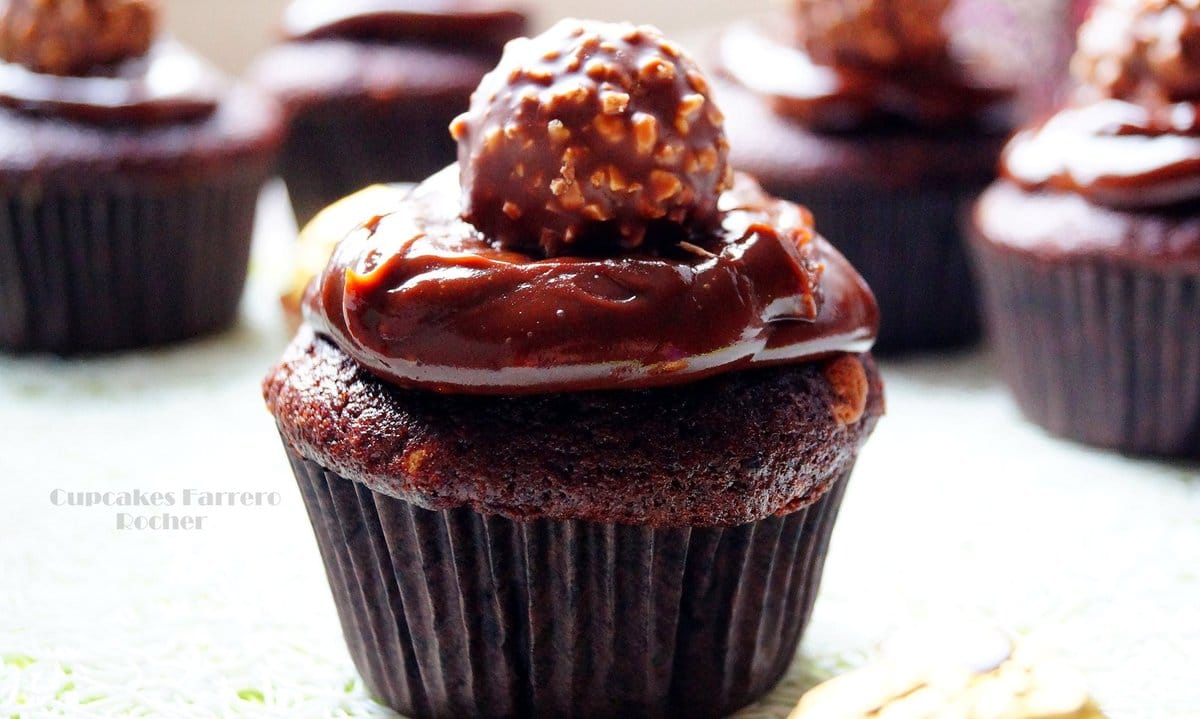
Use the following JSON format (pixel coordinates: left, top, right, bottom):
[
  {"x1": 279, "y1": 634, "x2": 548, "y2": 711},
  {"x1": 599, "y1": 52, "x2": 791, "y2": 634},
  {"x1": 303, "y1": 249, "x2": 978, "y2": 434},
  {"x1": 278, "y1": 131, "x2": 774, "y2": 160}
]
[{"x1": 1, "y1": 187, "x2": 1197, "y2": 719}]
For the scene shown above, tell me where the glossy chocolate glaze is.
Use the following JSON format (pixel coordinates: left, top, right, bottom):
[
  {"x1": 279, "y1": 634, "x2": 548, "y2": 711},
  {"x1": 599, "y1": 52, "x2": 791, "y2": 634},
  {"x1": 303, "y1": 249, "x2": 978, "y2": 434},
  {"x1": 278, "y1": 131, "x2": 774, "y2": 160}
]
[
  {"x1": 283, "y1": 0, "x2": 526, "y2": 52},
  {"x1": 0, "y1": 39, "x2": 221, "y2": 124},
  {"x1": 307, "y1": 166, "x2": 878, "y2": 395},
  {"x1": 717, "y1": 17, "x2": 1013, "y2": 131},
  {"x1": 1003, "y1": 99, "x2": 1200, "y2": 209}
]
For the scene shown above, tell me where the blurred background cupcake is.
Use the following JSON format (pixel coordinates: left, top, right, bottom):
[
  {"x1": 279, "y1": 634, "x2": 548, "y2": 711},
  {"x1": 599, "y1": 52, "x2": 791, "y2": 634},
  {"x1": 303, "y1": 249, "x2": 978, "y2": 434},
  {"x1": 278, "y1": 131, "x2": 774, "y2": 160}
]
[
  {"x1": 0, "y1": 0, "x2": 282, "y2": 354},
  {"x1": 249, "y1": 0, "x2": 528, "y2": 225},
  {"x1": 970, "y1": 0, "x2": 1200, "y2": 457},
  {"x1": 706, "y1": 0, "x2": 1071, "y2": 352}
]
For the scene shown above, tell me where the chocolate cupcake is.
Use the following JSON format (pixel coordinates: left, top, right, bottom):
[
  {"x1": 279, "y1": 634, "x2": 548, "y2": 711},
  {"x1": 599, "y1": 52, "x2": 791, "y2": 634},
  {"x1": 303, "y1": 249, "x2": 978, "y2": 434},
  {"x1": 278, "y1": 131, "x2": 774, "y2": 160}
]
[
  {"x1": 708, "y1": 0, "x2": 1022, "y2": 351},
  {"x1": 0, "y1": 0, "x2": 283, "y2": 354},
  {"x1": 264, "y1": 19, "x2": 884, "y2": 719},
  {"x1": 250, "y1": 0, "x2": 527, "y2": 226},
  {"x1": 970, "y1": 0, "x2": 1200, "y2": 457}
]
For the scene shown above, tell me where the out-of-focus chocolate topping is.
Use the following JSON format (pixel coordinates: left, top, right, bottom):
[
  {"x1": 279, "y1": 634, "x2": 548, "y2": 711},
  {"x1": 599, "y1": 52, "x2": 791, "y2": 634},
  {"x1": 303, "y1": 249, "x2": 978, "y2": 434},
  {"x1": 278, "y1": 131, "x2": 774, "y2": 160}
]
[
  {"x1": 0, "y1": 0, "x2": 221, "y2": 124},
  {"x1": 450, "y1": 19, "x2": 732, "y2": 256},
  {"x1": 307, "y1": 19, "x2": 878, "y2": 395},
  {"x1": 0, "y1": 39, "x2": 223, "y2": 123},
  {"x1": 0, "y1": 0, "x2": 156, "y2": 76},
  {"x1": 794, "y1": 0, "x2": 950, "y2": 69},
  {"x1": 282, "y1": 0, "x2": 526, "y2": 53},
  {"x1": 1004, "y1": 0, "x2": 1200, "y2": 207},
  {"x1": 306, "y1": 168, "x2": 877, "y2": 395},
  {"x1": 719, "y1": 19, "x2": 1012, "y2": 131},
  {"x1": 718, "y1": 1, "x2": 1014, "y2": 130}
]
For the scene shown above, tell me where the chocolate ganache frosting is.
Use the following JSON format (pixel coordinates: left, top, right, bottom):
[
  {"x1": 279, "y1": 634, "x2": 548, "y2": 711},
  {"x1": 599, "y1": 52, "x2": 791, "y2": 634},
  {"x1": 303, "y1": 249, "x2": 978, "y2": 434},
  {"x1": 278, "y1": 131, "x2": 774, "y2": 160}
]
[
  {"x1": 306, "y1": 19, "x2": 879, "y2": 395},
  {"x1": 0, "y1": 0, "x2": 221, "y2": 124},
  {"x1": 1003, "y1": 0, "x2": 1200, "y2": 208},
  {"x1": 283, "y1": 0, "x2": 526, "y2": 53},
  {"x1": 717, "y1": 0, "x2": 1013, "y2": 130}
]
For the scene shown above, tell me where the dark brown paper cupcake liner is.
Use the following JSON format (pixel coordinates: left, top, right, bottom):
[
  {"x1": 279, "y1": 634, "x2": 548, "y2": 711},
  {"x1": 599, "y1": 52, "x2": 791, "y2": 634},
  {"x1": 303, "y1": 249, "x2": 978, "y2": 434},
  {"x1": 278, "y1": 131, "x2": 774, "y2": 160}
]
[
  {"x1": 280, "y1": 96, "x2": 464, "y2": 226},
  {"x1": 785, "y1": 184, "x2": 983, "y2": 353},
  {"x1": 0, "y1": 175, "x2": 265, "y2": 354},
  {"x1": 286, "y1": 448, "x2": 852, "y2": 719},
  {"x1": 973, "y1": 243, "x2": 1200, "y2": 457}
]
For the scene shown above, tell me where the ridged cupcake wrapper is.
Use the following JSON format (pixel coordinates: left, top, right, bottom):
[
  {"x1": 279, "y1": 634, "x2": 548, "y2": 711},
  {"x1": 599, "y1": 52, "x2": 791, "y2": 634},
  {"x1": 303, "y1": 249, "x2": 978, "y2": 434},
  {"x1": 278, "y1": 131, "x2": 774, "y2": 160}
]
[
  {"x1": 974, "y1": 244, "x2": 1200, "y2": 457},
  {"x1": 287, "y1": 449, "x2": 852, "y2": 719},
  {"x1": 0, "y1": 176, "x2": 264, "y2": 354},
  {"x1": 781, "y1": 184, "x2": 983, "y2": 352},
  {"x1": 280, "y1": 97, "x2": 463, "y2": 226}
]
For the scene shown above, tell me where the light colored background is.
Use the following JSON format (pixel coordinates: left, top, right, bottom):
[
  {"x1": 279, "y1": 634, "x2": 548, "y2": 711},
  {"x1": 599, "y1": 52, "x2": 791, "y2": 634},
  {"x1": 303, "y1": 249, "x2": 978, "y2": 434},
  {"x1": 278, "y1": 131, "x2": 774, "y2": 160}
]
[
  {"x1": 3, "y1": 2, "x2": 1196, "y2": 718},
  {"x1": 161, "y1": 0, "x2": 777, "y2": 72}
]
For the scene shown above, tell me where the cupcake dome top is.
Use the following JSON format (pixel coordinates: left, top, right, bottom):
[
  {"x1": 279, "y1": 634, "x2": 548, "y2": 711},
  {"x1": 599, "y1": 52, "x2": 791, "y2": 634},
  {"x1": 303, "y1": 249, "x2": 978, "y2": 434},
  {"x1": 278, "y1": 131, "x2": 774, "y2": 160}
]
[
  {"x1": 1073, "y1": 0, "x2": 1200, "y2": 104},
  {"x1": 0, "y1": 0, "x2": 156, "y2": 76},
  {"x1": 450, "y1": 19, "x2": 732, "y2": 257}
]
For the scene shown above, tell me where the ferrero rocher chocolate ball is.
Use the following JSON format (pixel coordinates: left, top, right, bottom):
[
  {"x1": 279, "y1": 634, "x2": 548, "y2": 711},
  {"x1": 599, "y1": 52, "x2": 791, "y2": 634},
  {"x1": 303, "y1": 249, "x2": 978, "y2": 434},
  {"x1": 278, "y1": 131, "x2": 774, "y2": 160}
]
[
  {"x1": 793, "y1": 0, "x2": 951, "y2": 68},
  {"x1": 450, "y1": 19, "x2": 732, "y2": 256},
  {"x1": 1073, "y1": 0, "x2": 1200, "y2": 103},
  {"x1": 0, "y1": 0, "x2": 157, "y2": 76}
]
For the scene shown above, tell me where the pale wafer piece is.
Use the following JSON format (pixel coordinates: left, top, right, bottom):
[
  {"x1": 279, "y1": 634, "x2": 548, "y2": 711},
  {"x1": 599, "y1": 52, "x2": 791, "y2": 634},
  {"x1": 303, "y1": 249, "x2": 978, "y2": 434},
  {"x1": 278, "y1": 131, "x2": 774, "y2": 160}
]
[
  {"x1": 789, "y1": 625, "x2": 1107, "y2": 719},
  {"x1": 282, "y1": 184, "x2": 413, "y2": 326}
]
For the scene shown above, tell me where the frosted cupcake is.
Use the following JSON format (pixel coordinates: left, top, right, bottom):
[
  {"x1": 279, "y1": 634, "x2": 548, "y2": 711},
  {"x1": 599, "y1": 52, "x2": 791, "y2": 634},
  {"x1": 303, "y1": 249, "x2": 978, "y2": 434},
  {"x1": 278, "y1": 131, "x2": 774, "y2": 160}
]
[
  {"x1": 971, "y1": 0, "x2": 1200, "y2": 456},
  {"x1": 265, "y1": 20, "x2": 884, "y2": 718},
  {"x1": 0, "y1": 0, "x2": 282, "y2": 353}
]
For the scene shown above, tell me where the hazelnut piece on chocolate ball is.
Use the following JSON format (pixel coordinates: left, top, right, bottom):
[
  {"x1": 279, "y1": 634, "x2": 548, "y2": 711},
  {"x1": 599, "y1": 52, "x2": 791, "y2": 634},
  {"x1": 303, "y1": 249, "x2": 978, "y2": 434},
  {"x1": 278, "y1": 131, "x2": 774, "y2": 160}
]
[
  {"x1": 450, "y1": 19, "x2": 732, "y2": 256},
  {"x1": 0, "y1": 0, "x2": 157, "y2": 76}
]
